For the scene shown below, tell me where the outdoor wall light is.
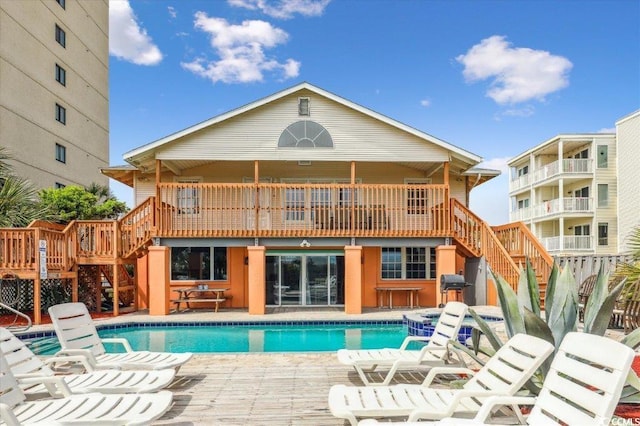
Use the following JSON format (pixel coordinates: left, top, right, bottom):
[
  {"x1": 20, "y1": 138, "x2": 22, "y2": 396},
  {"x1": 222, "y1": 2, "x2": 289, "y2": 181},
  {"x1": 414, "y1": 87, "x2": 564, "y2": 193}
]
[{"x1": 299, "y1": 239, "x2": 311, "y2": 248}]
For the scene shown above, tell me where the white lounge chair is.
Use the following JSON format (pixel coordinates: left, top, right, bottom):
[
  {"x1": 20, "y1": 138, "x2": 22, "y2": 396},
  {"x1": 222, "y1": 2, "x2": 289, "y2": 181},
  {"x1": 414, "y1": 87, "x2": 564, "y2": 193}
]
[
  {"x1": 337, "y1": 301, "x2": 469, "y2": 386},
  {"x1": 48, "y1": 302, "x2": 192, "y2": 371},
  {"x1": 357, "y1": 332, "x2": 635, "y2": 426},
  {"x1": 0, "y1": 327, "x2": 176, "y2": 397},
  {"x1": 0, "y1": 351, "x2": 173, "y2": 425},
  {"x1": 329, "y1": 333, "x2": 554, "y2": 425}
]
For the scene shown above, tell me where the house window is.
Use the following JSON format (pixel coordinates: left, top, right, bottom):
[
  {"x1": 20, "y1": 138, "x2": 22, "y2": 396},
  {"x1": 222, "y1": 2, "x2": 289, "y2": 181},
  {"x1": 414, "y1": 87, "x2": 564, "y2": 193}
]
[
  {"x1": 406, "y1": 180, "x2": 431, "y2": 215},
  {"x1": 55, "y1": 182, "x2": 66, "y2": 189},
  {"x1": 298, "y1": 97, "x2": 310, "y2": 116},
  {"x1": 597, "y1": 184, "x2": 608, "y2": 207},
  {"x1": 597, "y1": 145, "x2": 608, "y2": 168},
  {"x1": 598, "y1": 223, "x2": 608, "y2": 246},
  {"x1": 55, "y1": 64, "x2": 66, "y2": 86},
  {"x1": 55, "y1": 24, "x2": 66, "y2": 47},
  {"x1": 285, "y1": 188, "x2": 305, "y2": 221},
  {"x1": 55, "y1": 103, "x2": 66, "y2": 124},
  {"x1": 517, "y1": 165, "x2": 529, "y2": 177},
  {"x1": 170, "y1": 246, "x2": 228, "y2": 281},
  {"x1": 517, "y1": 199, "x2": 529, "y2": 209},
  {"x1": 176, "y1": 179, "x2": 200, "y2": 214},
  {"x1": 381, "y1": 247, "x2": 435, "y2": 280},
  {"x1": 574, "y1": 224, "x2": 590, "y2": 236},
  {"x1": 56, "y1": 0, "x2": 65, "y2": 9},
  {"x1": 55, "y1": 143, "x2": 66, "y2": 163},
  {"x1": 574, "y1": 149, "x2": 588, "y2": 159},
  {"x1": 574, "y1": 186, "x2": 589, "y2": 198}
]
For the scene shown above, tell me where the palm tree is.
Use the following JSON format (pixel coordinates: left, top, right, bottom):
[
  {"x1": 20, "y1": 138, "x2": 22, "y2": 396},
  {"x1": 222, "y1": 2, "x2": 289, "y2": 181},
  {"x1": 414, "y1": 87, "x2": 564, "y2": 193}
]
[
  {"x1": 0, "y1": 147, "x2": 51, "y2": 227},
  {"x1": 616, "y1": 226, "x2": 640, "y2": 284}
]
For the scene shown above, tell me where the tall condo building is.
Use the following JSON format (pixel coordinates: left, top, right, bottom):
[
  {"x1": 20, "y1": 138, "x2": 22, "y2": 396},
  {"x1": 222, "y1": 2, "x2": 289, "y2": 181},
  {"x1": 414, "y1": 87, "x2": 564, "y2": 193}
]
[{"x1": 0, "y1": 0, "x2": 109, "y2": 189}]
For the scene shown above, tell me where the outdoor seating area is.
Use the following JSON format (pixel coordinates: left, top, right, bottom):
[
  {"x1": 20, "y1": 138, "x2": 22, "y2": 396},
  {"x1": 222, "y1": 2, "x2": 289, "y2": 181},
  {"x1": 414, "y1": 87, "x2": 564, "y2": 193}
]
[
  {"x1": 0, "y1": 301, "x2": 638, "y2": 425},
  {"x1": 578, "y1": 274, "x2": 640, "y2": 334}
]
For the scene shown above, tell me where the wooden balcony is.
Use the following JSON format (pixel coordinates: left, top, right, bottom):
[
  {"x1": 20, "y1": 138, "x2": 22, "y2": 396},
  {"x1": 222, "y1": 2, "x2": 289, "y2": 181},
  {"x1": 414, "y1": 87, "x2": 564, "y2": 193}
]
[{"x1": 157, "y1": 182, "x2": 451, "y2": 238}]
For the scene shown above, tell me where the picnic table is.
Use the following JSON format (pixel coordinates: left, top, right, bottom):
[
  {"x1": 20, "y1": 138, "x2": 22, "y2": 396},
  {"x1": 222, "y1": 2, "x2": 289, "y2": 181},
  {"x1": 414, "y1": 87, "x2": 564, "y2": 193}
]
[{"x1": 172, "y1": 286, "x2": 230, "y2": 312}]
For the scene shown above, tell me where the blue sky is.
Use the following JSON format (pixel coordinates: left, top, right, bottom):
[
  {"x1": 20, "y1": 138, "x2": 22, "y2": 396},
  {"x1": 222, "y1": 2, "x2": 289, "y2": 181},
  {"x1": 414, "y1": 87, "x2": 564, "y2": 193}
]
[{"x1": 108, "y1": 0, "x2": 640, "y2": 225}]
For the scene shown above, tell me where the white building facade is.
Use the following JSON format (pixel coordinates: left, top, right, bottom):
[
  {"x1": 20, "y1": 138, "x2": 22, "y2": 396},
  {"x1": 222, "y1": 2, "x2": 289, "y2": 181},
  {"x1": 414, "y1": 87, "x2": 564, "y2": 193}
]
[
  {"x1": 508, "y1": 133, "x2": 618, "y2": 256},
  {"x1": 616, "y1": 110, "x2": 640, "y2": 254}
]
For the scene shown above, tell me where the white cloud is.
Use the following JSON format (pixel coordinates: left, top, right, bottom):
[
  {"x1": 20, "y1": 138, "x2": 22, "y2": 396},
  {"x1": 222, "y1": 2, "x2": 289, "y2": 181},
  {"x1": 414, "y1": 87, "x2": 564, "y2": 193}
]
[
  {"x1": 456, "y1": 35, "x2": 572, "y2": 105},
  {"x1": 181, "y1": 13, "x2": 300, "y2": 84},
  {"x1": 168, "y1": 6, "x2": 177, "y2": 19},
  {"x1": 477, "y1": 157, "x2": 511, "y2": 174},
  {"x1": 228, "y1": 0, "x2": 331, "y2": 19},
  {"x1": 109, "y1": 0, "x2": 162, "y2": 66},
  {"x1": 597, "y1": 127, "x2": 616, "y2": 133},
  {"x1": 420, "y1": 99, "x2": 431, "y2": 107}
]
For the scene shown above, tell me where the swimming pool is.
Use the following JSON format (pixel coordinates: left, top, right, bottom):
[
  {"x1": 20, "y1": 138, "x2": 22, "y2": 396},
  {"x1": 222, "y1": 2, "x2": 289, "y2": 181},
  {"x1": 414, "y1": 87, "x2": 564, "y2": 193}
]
[{"x1": 27, "y1": 321, "x2": 411, "y2": 355}]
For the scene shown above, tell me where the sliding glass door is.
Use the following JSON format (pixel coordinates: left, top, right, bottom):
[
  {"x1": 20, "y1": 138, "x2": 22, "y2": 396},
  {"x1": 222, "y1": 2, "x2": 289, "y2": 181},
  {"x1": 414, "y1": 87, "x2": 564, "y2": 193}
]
[{"x1": 266, "y1": 253, "x2": 344, "y2": 306}]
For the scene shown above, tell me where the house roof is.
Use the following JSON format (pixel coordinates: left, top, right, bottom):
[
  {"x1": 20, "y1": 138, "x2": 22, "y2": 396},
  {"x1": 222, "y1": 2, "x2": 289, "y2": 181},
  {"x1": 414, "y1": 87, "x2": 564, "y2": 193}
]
[
  {"x1": 123, "y1": 82, "x2": 482, "y2": 166},
  {"x1": 508, "y1": 132, "x2": 616, "y2": 166}
]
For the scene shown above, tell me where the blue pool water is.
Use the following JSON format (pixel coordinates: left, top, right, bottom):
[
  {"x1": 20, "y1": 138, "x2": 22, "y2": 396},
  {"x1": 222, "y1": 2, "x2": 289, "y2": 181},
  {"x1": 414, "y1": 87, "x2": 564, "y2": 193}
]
[{"x1": 29, "y1": 322, "x2": 412, "y2": 355}]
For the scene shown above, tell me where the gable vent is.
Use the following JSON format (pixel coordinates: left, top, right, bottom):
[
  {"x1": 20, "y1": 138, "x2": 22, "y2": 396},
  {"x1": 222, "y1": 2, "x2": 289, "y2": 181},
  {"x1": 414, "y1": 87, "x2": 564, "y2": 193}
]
[{"x1": 298, "y1": 97, "x2": 310, "y2": 116}]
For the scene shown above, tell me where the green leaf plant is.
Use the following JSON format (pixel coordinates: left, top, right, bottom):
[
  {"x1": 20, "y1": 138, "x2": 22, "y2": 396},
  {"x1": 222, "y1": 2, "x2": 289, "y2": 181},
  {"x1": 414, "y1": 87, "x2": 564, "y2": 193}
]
[{"x1": 451, "y1": 258, "x2": 640, "y2": 402}]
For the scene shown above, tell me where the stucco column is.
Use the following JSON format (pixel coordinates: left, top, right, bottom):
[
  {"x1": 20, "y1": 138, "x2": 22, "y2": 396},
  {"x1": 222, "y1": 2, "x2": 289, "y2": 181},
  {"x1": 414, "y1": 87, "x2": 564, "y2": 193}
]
[
  {"x1": 148, "y1": 246, "x2": 170, "y2": 315},
  {"x1": 248, "y1": 246, "x2": 266, "y2": 315},
  {"x1": 136, "y1": 253, "x2": 149, "y2": 309},
  {"x1": 435, "y1": 245, "x2": 457, "y2": 307},
  {"x1": 344, "y1": 245, "x2": 362, "y2": 314}
]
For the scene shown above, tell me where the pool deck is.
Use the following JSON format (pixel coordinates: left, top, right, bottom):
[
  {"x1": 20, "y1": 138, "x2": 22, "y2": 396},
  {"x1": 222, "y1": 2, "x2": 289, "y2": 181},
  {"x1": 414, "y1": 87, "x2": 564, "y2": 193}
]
[{"x1": 24, "y1": 306, "x2": 626, "y2": 425}]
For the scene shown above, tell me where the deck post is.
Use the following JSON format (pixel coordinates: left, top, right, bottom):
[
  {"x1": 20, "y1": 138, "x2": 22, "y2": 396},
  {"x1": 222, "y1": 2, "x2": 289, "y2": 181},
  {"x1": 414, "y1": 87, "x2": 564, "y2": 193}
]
[
  {"x1": 148, "y1": 246, "x2": 170, "y2": 315},
  {"x1": 435, "y1": 245, "x2": 457, "y2": 307},
  {"x1": 136, "y1": 253, "x2": 149, "y2": 309},
  {"x1": 344, "y1": 245, "x2": 362, "y2": 314},
  {"x1": 247, "y1": 246, "x2": 266, "y2": 314},
  {"x1": 33, "y1": 228, "x2": 41, "y2": 325}
]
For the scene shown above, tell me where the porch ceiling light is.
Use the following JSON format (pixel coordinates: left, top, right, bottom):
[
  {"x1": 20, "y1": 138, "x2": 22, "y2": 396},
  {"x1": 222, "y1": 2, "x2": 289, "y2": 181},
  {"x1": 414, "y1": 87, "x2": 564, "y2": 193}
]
[{"x1": 300, "y1": 239, "x2": 311, "y2": 248}]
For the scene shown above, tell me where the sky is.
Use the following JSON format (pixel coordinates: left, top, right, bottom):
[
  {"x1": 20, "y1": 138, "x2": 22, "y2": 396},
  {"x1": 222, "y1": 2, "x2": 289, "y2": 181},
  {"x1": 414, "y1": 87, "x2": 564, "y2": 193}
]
[{"x1": 108, "y1": 0, "x2": 640, "y2": 225}]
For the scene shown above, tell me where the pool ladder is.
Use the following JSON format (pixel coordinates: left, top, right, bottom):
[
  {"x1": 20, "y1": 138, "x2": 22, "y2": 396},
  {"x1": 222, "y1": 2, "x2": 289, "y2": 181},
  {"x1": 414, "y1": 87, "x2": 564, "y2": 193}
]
[{"x1": 0, "y1": 301, "x2": 32, "y2": 332}]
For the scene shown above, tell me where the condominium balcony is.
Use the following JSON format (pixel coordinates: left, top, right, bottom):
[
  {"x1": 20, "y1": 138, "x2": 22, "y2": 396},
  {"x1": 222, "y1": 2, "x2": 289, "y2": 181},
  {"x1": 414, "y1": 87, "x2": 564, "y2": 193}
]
[
  {"x1": 541, "y1": 235, "x2": 593, "y2": 253},
  {"x1": 510, "y1": 197, "x2": 592, "y2": 223},
  {"x1": 509, "y1": 158, "x2": 593, "y2": 194}
]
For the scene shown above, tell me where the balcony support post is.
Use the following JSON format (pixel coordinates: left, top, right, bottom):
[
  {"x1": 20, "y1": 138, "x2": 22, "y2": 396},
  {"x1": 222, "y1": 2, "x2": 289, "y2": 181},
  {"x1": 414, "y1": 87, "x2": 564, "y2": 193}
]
[
  {"x1": 34, "y1": 228, "x2": 42, "y2": 325},
  {"x1": 155, "y1": 160, "x2": 161, "y2": 234},
  {"x1": 254, "y1": 160, "x2": 260, "y2": 234},
  {"x1": 247, "y1": 246, "x2": 266, "y2": 315},
  {"x1": 344, "y1": 245, "x2": 362, "y2": 314},
  {"x1": 435, "y1": 245, "x2": 457, "y2": 307},
  {"x1": 148, "y1": 246, "x2": 170, "y2": 315}
]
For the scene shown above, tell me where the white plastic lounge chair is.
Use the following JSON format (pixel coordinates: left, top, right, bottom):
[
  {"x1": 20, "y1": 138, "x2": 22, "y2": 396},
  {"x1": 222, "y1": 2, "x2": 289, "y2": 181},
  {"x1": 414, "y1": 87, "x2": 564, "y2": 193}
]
[
  {"x1": 0, "y1": 351, "x2": 173, "y2": 425},
  {"x1": 337, "y1": 301, "x2": 469, "y2": 386},
  {"x1": 357, "y1": 332, "x2": 636, "y2": 426},
  {"x1": 329, "y1": 333, "x2": 554, "y2": 425},
  {"x1": 48, "y1": 302, "x2": 192, "y2": 371},
  {"x1": 0, "y1": 327, "x2": 176, "y2": 397}
]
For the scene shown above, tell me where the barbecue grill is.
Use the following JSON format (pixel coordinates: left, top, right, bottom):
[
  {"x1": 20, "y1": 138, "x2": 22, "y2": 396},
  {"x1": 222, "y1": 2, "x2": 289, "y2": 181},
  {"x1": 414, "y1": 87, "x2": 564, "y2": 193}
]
[{"x1": 439, "y1": 274, "x2": 472, "y2": 307}]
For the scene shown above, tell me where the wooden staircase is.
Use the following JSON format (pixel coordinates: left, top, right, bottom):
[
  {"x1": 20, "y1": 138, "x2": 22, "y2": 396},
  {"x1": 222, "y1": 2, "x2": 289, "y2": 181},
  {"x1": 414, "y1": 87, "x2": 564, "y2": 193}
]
[{"x1": 450, "y1": 199, "x2": 554, "y2": 304}]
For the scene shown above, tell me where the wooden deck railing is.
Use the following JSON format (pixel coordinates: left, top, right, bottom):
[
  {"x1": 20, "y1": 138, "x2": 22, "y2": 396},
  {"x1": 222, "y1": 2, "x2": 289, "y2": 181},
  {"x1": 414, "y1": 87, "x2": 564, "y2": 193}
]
[
  {"x1": 120, "y1": 197, "x2": 155, "y2": 258},
  {"x1": 157, "y1": 182, "x2": 451, "y2": 237},
  {"x1": 451, "y1": 199, "x2": 520, "y2": 289},
  {"x1": 0, "y1": 229, "x2": 37, "y2": 271},
  {"x1": 75, "y1": 221, "x2": 117, "y2": 262},
  {"x1": 493, "y1": 221, "x2": 554, "y2": 282}
]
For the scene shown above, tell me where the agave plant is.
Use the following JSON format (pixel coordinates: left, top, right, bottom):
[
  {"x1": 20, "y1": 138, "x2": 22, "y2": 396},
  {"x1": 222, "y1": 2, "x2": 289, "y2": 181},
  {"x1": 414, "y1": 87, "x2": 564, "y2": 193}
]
[{"x1": 452, "y1": 258, "x2": 640, "y2": 401}]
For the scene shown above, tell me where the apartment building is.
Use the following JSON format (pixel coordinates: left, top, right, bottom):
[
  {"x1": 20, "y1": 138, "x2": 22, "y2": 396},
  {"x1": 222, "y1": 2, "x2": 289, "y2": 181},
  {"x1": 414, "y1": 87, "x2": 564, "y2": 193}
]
[
  {"x1": 616, "y1": 110, "x2": 640, "y2": 254},
  {"x1": 0, "y1": 0, "x2": 109, "y2": 190},
  {"x1": 508, "y1": 133, "x2": 618, "y2": 256}
]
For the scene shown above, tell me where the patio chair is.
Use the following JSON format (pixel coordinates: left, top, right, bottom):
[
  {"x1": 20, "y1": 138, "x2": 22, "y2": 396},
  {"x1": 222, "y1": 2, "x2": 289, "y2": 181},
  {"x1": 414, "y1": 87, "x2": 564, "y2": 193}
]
[
  {"x1": 48, "y1": 302, "x2": 193, "y2": 371},
  {"x1": 329, "y1": 333, "x2": 554, "y2": 425},
  {"x1": 577, "y1": 274, "x2": 597, "y2": 322},
  {"x1": 0, "y1": 327, "x2": 175, "y2": 397},
  {"x1": 337, "y1": 301, "x2": 469, "y2": 386},
  {"x1": 0, "y1": 351, "x2": 173, "y2": 425},
  {"x1": 357, "y1": 332, "x2": 635, "y2": 426}
]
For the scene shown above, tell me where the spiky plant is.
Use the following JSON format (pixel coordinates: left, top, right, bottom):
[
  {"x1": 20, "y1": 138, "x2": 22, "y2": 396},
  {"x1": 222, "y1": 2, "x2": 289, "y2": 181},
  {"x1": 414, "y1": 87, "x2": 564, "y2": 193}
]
[{"x1": 451, "y1": 259, "x2": 640, "y2": 401}]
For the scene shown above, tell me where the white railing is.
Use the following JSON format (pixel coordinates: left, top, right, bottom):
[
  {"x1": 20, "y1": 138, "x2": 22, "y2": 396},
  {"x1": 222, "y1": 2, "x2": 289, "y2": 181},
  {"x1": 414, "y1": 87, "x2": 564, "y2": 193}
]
[
  {"x1": 532, "y1": 158, "x2": 593, "y2": 185},
  {"x1": 533, "y1": 197, "x2": 592, "y2": 218},
  {"x1": 509, "y1": 173, "x2": 530, "y2": 192},
  {"x1": 509, "y1": 207, "x2": 532, "y2": 222},
  {"x1": 542, "y1": 235, "x2": 593, "y2": 252}
]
